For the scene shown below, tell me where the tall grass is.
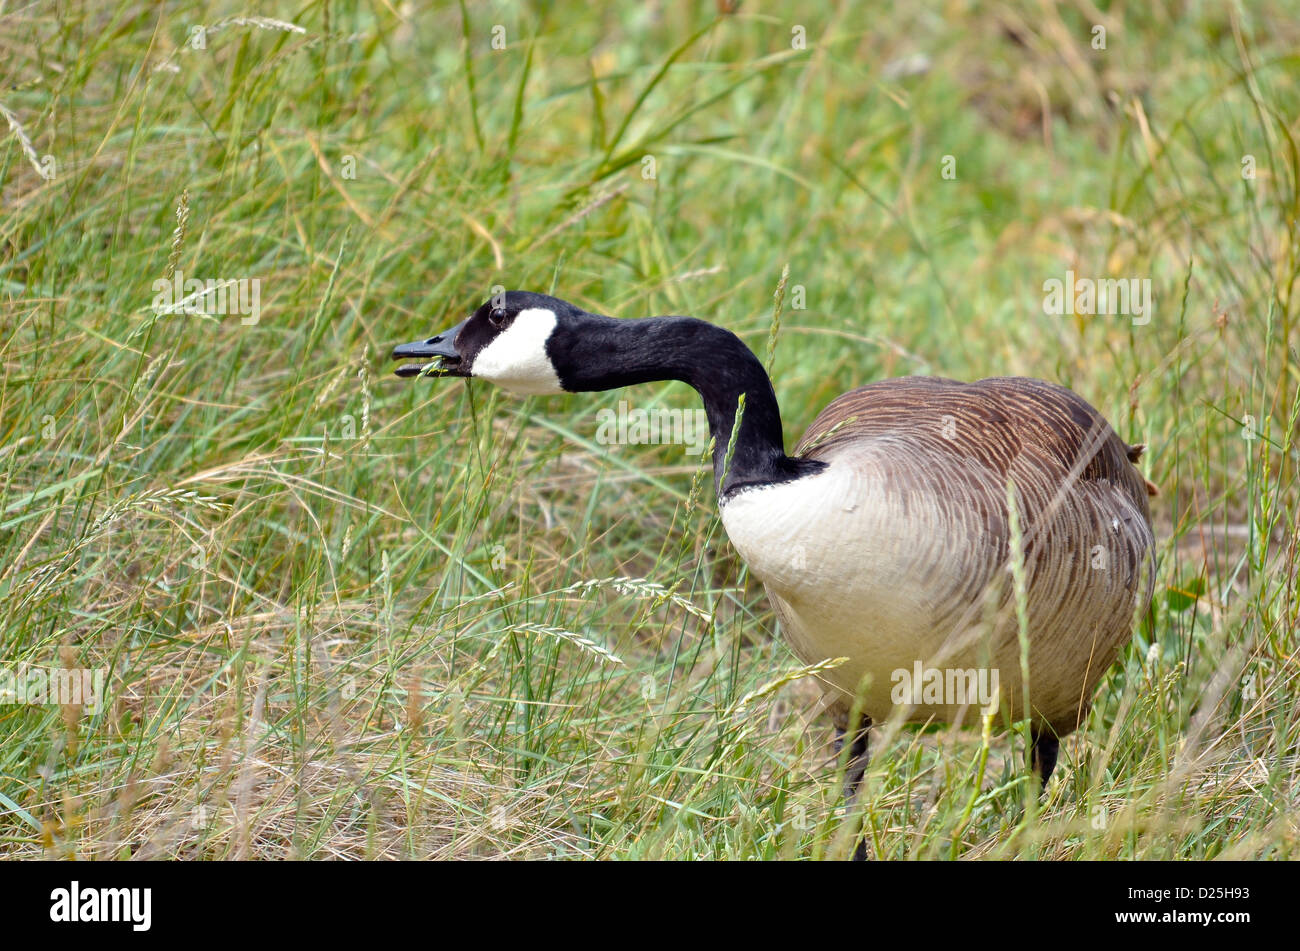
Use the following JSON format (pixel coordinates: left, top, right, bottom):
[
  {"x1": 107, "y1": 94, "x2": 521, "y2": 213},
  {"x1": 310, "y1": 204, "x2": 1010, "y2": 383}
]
[{"x1": 1, "y1": 1, "x2": 1297, "y2": 859}]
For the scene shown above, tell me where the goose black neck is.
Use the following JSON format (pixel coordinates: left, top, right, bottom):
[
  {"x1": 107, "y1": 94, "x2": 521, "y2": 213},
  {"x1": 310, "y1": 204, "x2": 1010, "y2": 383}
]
[{"x1": 551, "y1": 314, "x2": 823, "y2": 497}]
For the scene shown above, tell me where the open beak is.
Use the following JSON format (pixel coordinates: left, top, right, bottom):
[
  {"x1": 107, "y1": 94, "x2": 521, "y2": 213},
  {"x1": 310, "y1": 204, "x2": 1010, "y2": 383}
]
[{"x1": 391, "y1": 319, "x2": 467, "y2": 378}]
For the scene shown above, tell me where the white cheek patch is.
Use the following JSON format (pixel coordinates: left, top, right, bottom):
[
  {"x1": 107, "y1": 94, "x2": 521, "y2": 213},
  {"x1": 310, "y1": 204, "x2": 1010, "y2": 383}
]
[{"x1": 471, "y1": 308, "x2": 565, "y2": 395}]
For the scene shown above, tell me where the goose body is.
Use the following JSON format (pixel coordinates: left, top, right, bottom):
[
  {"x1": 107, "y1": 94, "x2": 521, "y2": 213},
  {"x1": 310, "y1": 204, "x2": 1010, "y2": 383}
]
[
  {"x1": 720, "y1": 376, "x2": 1154, "y2": 734},
  {"x1": 394, "y1": 291, "x2": 1157, "y2": 793}
]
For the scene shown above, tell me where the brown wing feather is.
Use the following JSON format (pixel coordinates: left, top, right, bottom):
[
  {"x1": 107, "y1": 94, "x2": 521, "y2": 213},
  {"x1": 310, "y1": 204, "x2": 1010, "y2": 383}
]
[{"x1": 795, "y1": 376, "x2": 1151, "y2": 523}]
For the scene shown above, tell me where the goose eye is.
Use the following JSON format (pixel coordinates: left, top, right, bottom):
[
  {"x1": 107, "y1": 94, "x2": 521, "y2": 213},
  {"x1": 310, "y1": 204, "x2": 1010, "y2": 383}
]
[{"x1": 489, "y1": 308, "x2": 508, "y2": 327}]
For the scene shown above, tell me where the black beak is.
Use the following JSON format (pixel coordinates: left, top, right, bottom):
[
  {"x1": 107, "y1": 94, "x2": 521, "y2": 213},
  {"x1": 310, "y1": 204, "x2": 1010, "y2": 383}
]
[{"x1": 391, "y1": 319, "x2": 466, "y2": 378}]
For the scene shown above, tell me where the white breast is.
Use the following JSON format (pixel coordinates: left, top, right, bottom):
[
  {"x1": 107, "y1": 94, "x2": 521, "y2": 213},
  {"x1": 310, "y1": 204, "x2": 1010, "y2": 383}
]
[{"x1": 720, "y1": 459, "x2": 980, "y2": 718}]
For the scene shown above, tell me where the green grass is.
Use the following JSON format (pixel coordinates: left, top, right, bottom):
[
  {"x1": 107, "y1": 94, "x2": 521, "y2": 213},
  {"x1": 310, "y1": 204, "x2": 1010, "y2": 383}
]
[{"x1": 1, "y1": 0, "x2": 1298, "y2": 859}]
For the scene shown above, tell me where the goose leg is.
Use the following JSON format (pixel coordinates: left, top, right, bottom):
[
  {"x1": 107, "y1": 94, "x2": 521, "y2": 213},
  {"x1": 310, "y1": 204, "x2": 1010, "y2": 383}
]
[
  {"x1": 1030, "y1": 727, "x2": 1060, "y2": 787},
  {"x1": 833, "y1": 717, "x2": 872, "y2": 861}
]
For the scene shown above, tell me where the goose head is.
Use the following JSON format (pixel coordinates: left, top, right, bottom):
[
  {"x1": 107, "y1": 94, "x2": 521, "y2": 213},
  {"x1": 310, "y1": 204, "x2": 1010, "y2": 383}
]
[
  {"x1": 393, "y1": 290, "x2": 809, "y2": 496},
  {"x1": 391, "y1": 290, "x2": 580, "y2": 396}
]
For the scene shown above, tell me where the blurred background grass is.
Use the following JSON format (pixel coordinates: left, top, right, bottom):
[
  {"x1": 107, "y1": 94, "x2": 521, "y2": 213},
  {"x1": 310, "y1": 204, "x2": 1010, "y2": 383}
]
[{"x1": 1, "y1": 0, "x2": 1297, "y2": 859}]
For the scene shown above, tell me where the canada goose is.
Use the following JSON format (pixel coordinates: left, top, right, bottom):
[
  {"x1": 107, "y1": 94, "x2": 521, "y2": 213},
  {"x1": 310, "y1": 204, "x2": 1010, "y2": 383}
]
[{"x1": 393, "y1": 291, "x2": 1157, "y2": 851}]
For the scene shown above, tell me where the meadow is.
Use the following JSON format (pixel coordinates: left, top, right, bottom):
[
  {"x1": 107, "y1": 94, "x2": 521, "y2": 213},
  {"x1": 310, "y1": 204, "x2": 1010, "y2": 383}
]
[{"x1": 1, "y1": 0, "x2": 1297, "y2": 859}]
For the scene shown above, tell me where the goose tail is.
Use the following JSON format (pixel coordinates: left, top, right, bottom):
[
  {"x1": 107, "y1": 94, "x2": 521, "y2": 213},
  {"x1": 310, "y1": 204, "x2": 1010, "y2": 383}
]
[{"x1": 1126, "y1": 443, "x2": 1160, "y2": 497}]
